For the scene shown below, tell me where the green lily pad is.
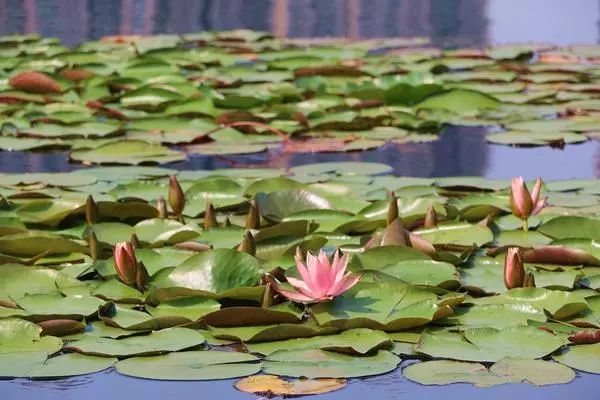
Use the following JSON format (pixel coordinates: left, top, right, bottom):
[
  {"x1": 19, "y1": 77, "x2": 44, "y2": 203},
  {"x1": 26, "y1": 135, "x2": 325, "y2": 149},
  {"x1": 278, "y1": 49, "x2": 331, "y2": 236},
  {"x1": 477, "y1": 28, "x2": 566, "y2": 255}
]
[
  {"x1": 116, "y1": 350, "x2": 260, "y2": 380},
  {"x1": 471, "y1": 288, "x2": 591, "y2": 320},
  {"x1": 27, "y1": 353, "x2": 117, "y2": 378},
  {"x1": 538, "y1": 216, "x2": 600, "y2": 240},
  {"x1": 403, "y1": 358, "x2": 575, "y2": 387},
  {"x1": 0, "y1": 318, "x2": 62, "y2": 355},
  {"x1": 439, "y1": 303, "x2": 546, "y2": 329},
  {"x1": 552, "y1": 343, "x2": 600, "y2": 373},
  {"x1": 415, "y1": 222, "x2": 494, "y2": 247},
  {"x1": 246, "y1": 328, "x2": 392, "y2": 355},
  {"x1": 66, "y1": 327, "x2": 205, "y2": 357},
  {"x1": 165, "y1": 249, "x2": 263, "y2": 293},
  {"x1": 70, "y1": 140, "x2": 186, "y2": 165},
  {"x1": 310, "y1": 283, "x2": 454, "y2": 331},
  {"x1": 415, "y1": 326, "x2": 565, "y2": 362},
  {"x1": 263, "y1": 349, "x2": 400, "y2": 378}
]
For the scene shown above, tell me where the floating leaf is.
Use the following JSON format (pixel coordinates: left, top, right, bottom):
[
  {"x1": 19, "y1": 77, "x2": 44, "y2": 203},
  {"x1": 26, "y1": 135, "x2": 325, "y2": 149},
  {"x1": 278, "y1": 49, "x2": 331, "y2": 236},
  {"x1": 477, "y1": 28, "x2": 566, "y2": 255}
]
[
  {"x1": 235, "y1": 375, "x2": 346, "y2": 396},
  {"x1": 116, "y1": 350, "x2": 260, "y2": 380},
  {"x1": 66, "y1": 327, "x2": 205, "y2": 357},
  {"x1": 415, "y1": 326, "x2": 565, "y2": 362},
  {"x1": 263, "y1": 349, "x2": 400, "y2": 378},
  {"x1": 403, "y1": 358, "x2": 574, "y2": 387}
]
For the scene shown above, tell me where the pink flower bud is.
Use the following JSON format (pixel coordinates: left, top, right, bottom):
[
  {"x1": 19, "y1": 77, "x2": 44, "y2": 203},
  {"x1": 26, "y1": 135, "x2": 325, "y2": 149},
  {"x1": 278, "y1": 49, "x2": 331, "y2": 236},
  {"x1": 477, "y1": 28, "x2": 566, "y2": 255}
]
[{"x1": 504, "y1": 247, "x2": 525, "y2": 289}]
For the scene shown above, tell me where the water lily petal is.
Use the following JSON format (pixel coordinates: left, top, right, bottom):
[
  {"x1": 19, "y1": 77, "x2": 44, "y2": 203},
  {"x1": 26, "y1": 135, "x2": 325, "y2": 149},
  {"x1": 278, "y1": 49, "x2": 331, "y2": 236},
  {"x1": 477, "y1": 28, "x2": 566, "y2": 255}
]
[
  {"x1": 312, "y1": 249, "x2": 333, "y2": 296},
  {"x1": 332, "y1": 252, "x2": 350, "y2": 284},
  {"x1": 294, "y1": 256, "x2": 314, "y2": 289},
  {"x1": 531, "y1": 197, "x2": 547, "y2": 215},
  {"x1": 531, "y1": 177, "x2": 543, "y2": 205},
  {"x1": 286, "y1": 277, "x2": 318, "y2": 298},
  {"x1": 328, "y1": 272, "x2": 360, "y2": 297},
  {"x1": 275, "y1": 287, "x2": 318, "y2": 303},
  {"x1": 510, "y1": 176, "x2": 533, "y2": 218}
]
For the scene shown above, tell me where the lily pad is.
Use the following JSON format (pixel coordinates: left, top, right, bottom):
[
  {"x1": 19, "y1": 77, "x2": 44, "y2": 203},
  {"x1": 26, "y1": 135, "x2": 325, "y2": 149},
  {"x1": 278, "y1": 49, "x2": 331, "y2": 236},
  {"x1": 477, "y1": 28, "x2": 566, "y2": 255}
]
[
  {"x1": 116, "y1": 350, "x2": 260, "y2": 380},
  {"x1": 262, "y1": 349, "x2": 400, "y2": 378}
]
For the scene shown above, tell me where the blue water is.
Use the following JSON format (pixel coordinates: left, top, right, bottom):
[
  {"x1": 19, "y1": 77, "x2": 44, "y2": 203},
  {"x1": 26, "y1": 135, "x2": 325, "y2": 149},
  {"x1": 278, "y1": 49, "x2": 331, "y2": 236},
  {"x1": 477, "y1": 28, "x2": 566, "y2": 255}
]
[{"x1": 3, "y1": 362, "x2": 597, "y2": 400}]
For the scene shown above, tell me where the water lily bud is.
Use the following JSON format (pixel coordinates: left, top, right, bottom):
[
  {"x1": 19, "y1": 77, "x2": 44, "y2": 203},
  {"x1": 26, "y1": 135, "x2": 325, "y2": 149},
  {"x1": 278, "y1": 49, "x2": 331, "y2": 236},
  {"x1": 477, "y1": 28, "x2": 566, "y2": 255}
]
[
  {"x1": 130, "y1": 233, "x2": 141, "y2": 250},
  {"x1": 156, "y1": 195, "x2": 167, "y2": 219},
  {"x1": 408, "y1": 232, "x2": 437, "y2": 258},
  {"x1": 386, "y1": 192, "x2": 399, "y2": 226},
  {"x1": 224, "y1": 216, "x2": 232, "y2": 227},
  {"x1": 114, "y1": 242, "x2": 137, "y2": 285},
  {"x1": 168, "y1": 175, "x2": 185, "y2": 215},
  {"x1": 85, "y1": 195, "x2": 99, "y2": 225},
  {"x1": 38, "y1": 319, "x2": 84, "y2": 336},
  {"x1": 88, "y1": 231, "x2": 100, "y2": 260},
  {"x1": 478, "y1": 215, "x2": 493, "y2": 227},
  {"x1": 504, "y1": 247, "x2": 525, "y2": 289},
  {"x1": 261, "y1": 280, "x2": 275, "y2": 308},
  {"x1": 510, "y1": 177, "x2": 533, "y2": 219},
  {"x1": 523, "y1": 272, "x2": 536, "y2": 288},
  {"x1": 174, "y1": 241, "x2": 212, "y2": 252},
  {"x1": 204, "y1": 201, "x2": 218, "y2": 229},
  {"x1": 510, "y1": 177, "x2": 547, "y2": 220},
  {"x1": 245, "y1": 200, "x2": 261, "y2": 229},
  {"x1": 135, "y1": 261, "x2": 150, "y2": 291},
  {"x1": 237, "y1": 230, "x2": 256, "y2": 256},
  {"x1": 424, "y1": 206, "x2": 438, "y2": 228},
  {"x1": 380, "y1": 218, "x2": 408, "y2": 247}
]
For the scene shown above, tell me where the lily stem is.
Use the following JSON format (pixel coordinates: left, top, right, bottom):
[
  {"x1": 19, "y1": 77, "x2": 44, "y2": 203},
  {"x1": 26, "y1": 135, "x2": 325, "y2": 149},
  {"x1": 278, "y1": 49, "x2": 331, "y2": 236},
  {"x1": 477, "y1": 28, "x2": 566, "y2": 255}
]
[{"x1": 522, "y1": 219, "x2": 529, "y2": 232}]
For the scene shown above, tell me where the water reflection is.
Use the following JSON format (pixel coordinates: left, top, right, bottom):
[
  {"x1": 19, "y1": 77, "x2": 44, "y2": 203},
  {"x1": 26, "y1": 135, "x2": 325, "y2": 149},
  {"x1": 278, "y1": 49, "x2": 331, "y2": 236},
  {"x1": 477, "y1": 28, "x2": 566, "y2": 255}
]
[
  {"x1": 1, "y1": 127, "x2": 598, "y2": 180},
  {"x1": 1, "y1": 0, "x2": 597, "y2": 47}
]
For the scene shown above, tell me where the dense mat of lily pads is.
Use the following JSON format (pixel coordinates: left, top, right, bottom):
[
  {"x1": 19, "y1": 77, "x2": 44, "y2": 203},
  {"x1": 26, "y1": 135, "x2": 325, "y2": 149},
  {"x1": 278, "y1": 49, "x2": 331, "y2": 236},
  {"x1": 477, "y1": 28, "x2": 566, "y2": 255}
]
[
  {"x1": 0, "y1": 161, "x2": 599, "y2": 393},
  {"x1": 3, "y1": 31, "x2": 600, "y2": 162}
]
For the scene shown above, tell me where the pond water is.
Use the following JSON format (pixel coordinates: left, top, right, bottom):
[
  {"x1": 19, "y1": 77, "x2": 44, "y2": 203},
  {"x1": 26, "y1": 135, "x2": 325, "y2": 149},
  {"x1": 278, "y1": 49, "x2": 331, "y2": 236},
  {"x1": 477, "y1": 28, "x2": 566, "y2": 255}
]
[
  {"x1": 1, "y1": 126, "x2": 599, "y2": 180},
  {"x1": 1, "y1": 1, "x2": 600, "y2": 399}
]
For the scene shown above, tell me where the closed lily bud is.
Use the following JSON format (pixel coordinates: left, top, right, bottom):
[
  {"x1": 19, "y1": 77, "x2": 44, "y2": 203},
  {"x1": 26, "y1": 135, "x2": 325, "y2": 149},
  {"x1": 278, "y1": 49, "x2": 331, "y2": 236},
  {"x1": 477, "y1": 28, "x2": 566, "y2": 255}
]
[
  {"x1": 261, "y1": 274, "x2": 278, "y2": 307},
  {"x1": 135, "y1": 261, "x2": 150, "y2": 291},
  {"x1": 168, "y1": 175, "x2": 185, "y2": 216},
  {"x1": 261, "y1": 280, "x2": 275, "y2": 308},
  {"x1": 88, "y1": 230, "x2": 100, "y2": 260},
  {"x1": 156, "y1": 195, "x2": 167, "y2": 219},
  {"x1": 523, "y1": 272, "x2": 536, "y2": 288},
  {"x1": 85, "y1": 195, "x2": 99, "y2": 225},
  {"x1": 204, "y1": 201, "x2": 218, "y2": 229},
  {"x1": 424, "y1": 205, "x2": 438, "y2": 228},
  {"x1": 245, "y1": 199, "x2": 261, "y2": 229},
  {"x1": 114, "y1": 242, "x2": 137, "y2": 285},
  {"x1": 237, "y1": 230, "x2": 256, "y2": 255},
  {"x1": 386, "y1": 192, "x2": 399, "y2": 226},
  {"x1": 504, "y1": 247, "x2": 525, "y2": 289},
  {"x1": 380, "y1": 218, "x2": 408, "y2": 247},
  {"x1": 408, "y1": 232, "x2": 437, "y2": 258}
]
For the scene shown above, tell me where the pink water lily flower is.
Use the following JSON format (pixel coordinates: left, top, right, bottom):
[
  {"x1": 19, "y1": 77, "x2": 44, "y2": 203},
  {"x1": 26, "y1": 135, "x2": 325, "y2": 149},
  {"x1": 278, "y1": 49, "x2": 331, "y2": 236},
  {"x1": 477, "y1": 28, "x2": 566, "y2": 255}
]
[
  {"x1": 510, "y1": 177, "x2": 547, "y2": 219},
  {"x1": 275, "y1": 249, "x2": 360, "y2": 303}
]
